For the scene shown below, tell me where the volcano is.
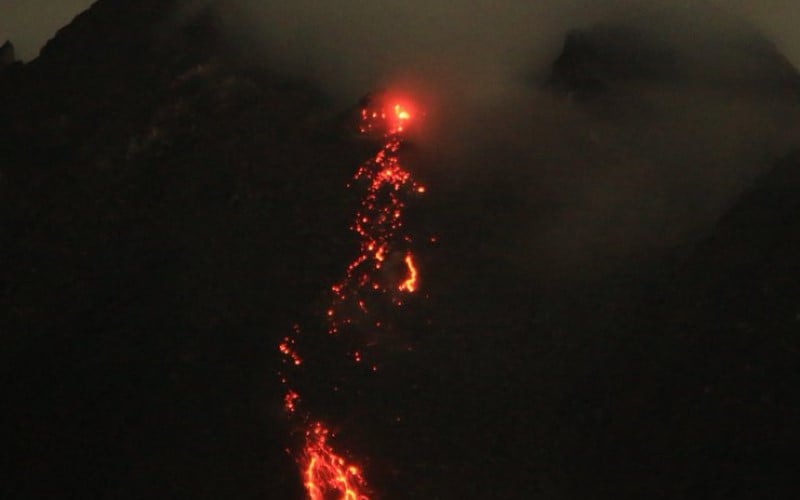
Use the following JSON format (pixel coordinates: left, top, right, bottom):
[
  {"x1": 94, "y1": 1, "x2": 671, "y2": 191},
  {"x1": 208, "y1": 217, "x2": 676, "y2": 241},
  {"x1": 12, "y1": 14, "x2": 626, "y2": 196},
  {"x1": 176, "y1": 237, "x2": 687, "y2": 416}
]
[{"x1": 2, "y1": 1, "x2": 800, "y2": 499}]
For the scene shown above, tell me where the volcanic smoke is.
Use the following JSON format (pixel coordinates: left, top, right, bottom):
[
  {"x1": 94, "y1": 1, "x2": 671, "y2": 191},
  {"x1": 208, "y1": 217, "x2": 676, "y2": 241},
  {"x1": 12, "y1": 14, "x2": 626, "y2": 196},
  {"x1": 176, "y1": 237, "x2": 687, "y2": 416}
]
[{"x1": 278, "y1": 94, "x2": 426, "y2": 499}]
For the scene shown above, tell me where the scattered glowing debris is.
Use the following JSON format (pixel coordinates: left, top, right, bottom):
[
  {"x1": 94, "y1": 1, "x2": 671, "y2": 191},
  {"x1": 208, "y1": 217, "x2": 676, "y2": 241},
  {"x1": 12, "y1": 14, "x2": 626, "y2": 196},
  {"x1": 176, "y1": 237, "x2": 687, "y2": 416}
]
[
  {"x1": 327, "y1": 98, "x2": 426, "y2": 335},
  {"x1": 284, "y1": 390, "x2": 300, "y2": 414},
  {"x1": 279, "y1": 336, "x2": 303, "y2": 366},
  {"x1": 278, "y1": 94, "x2": 427, "y2": 499}
]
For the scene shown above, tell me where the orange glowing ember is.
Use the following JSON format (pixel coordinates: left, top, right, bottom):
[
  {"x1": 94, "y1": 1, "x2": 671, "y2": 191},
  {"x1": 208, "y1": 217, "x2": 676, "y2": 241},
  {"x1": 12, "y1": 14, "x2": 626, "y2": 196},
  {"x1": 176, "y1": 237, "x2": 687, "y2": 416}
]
[
  {"x1": 278, "y1": 93, "x2": 427, "y2": 500},
  {"x1": 398, "y1": 253, "x2": 418, "y2": 292},
  {"x1": 284, "y1": 390, "x2": 300, "y2": 413},
  {"x1": 303, "y1": 422, "x2": 369, "y2": 500},
  {"x1": 279, "y1": 336, "x2": 303, "y2": 366}
]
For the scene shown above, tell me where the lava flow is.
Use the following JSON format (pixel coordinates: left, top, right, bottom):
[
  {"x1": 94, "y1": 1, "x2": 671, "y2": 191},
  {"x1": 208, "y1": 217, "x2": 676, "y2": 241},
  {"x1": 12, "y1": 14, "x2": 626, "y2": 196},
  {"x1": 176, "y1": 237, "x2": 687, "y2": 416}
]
[
  {"x1": 278, "y1": 95, "x2": 426, "y2": 499},
  {"x1": 327, "y1": 99, "x2": 425, "y2": 338},
  {"x1": 303, "y1": 422, "x2": 368, "y2": 500}
]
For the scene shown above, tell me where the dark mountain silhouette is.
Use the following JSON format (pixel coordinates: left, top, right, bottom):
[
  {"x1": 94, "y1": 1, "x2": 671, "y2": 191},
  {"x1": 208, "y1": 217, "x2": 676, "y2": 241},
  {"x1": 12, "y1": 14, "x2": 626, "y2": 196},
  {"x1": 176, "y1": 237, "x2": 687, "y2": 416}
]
[
  {"x1": 551, "y1": 26, "x2": 681, "y2": 90},
  {"x1": 551, "y1": 5, "x2": 800, "y2": 95},
  {"x1": 0, "y1": 40, "x2": 15, "y2": 69},
  {"x1": 539, "y1": 14, "x2": 800, "y2": 498},
  {"x1": 2, "y1": 1, "x2": 351, "y2": 498},
  {"x1": 2, "y1": 1, "x2": 799, "y2": 499},
  {"x1": 549, "y1": 149, "x2": 800, "y2": 499}
]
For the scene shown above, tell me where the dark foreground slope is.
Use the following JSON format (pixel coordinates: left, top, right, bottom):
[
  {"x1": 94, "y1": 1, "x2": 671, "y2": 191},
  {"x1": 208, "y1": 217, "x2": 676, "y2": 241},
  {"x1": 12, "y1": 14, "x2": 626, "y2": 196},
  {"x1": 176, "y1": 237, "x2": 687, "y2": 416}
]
[
  {"x1": 538, "y1": 151, "x2": 800, "y2": 499},
  {"x1": 529, "y1": 15, "x2": 800, "y2": 498},
  {"x1": 2, "y1": 1, "x2": 800, "y2": 499},
  {"x1": 1, "y1": 2, "x2": 357, "y2": 498},
  {"x1": 658, "y1": 150, "x2": 800, "y2": 496}
]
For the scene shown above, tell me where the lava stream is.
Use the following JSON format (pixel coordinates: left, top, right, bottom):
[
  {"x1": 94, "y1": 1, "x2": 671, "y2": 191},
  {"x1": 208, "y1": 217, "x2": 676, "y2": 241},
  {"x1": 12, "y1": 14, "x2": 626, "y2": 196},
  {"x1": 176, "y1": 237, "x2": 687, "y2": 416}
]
[{"x1": 304, "y1": 422, "x2": 369, "y2": 500}]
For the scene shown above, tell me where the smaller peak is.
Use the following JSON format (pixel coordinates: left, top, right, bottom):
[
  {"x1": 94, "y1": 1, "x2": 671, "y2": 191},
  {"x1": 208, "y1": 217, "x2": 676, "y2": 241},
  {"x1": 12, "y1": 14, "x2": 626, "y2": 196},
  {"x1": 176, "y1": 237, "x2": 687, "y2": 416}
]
[{"x1": 1, "y1": 40, "x2": 16, "y2": 68}]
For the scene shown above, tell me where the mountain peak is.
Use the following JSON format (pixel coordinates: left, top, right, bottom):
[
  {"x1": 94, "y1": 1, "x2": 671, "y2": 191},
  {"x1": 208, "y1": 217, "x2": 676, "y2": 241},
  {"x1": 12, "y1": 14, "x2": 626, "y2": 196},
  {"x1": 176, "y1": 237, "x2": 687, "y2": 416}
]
[
  {"x1": 1, "y1": 40, "x2": 15, "y2": 68},
  {"x1": 35, "y1": 0, "x2": 179, "y2": 65},
  {"x1": 550, "y1": 6, "x2": 800, "y2": 94}
]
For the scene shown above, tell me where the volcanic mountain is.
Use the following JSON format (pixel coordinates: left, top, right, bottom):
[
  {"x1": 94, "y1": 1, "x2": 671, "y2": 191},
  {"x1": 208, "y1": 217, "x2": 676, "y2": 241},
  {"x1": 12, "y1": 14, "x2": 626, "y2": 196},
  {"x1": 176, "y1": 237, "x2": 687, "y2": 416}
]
[{"x1": 2, "y1": 1, "x2": 799, "y2": 499}]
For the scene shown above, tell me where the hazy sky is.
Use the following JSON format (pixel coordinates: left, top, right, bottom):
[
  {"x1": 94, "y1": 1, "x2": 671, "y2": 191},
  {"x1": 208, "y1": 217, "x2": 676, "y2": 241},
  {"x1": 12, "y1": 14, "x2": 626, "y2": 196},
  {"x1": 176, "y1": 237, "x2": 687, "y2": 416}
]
[
  {"x1": 717, "y1": 0, "x2": 800, "y2": 65},
  {"x1": 0, "y1": 0, "x2": 799, "y2": 66},
  {"x1": 0, "y1": 0, "x2": 95, "y2": 61}
]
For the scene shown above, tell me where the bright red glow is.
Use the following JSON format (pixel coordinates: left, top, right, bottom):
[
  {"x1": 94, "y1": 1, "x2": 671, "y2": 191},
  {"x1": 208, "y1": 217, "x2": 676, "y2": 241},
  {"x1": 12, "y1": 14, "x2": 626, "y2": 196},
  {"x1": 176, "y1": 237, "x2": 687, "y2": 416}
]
[
  {"x1": 395, "y1": 105, "x2": 411, "y2": 121},
  {"x1": 359, "y1": 97, "x2": 417, "y2": 136}
]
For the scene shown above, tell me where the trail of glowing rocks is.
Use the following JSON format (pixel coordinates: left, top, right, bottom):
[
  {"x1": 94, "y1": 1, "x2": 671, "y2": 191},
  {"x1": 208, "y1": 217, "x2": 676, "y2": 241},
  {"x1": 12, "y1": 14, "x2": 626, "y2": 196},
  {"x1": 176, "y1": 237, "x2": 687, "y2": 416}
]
[{"x1": 278, "y1": 100, "x2": 423, "y2": 499}]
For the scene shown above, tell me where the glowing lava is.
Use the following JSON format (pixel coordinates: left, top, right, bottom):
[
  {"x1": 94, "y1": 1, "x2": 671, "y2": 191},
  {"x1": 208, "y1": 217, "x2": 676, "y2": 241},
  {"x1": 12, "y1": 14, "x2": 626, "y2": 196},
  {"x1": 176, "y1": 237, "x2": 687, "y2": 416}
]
[
  {"x1": 327, "y1": 99, "x2": 425, "y2": 337},
  {"x1": 398, "y1": 254, "x2": 418, "y2": 293},
  {"x1": 278, "y1": 94, "x2": 425, "y2": 500},
  {"x1": 303, "y1": 422, "x2": 369, "y2": 500}
]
